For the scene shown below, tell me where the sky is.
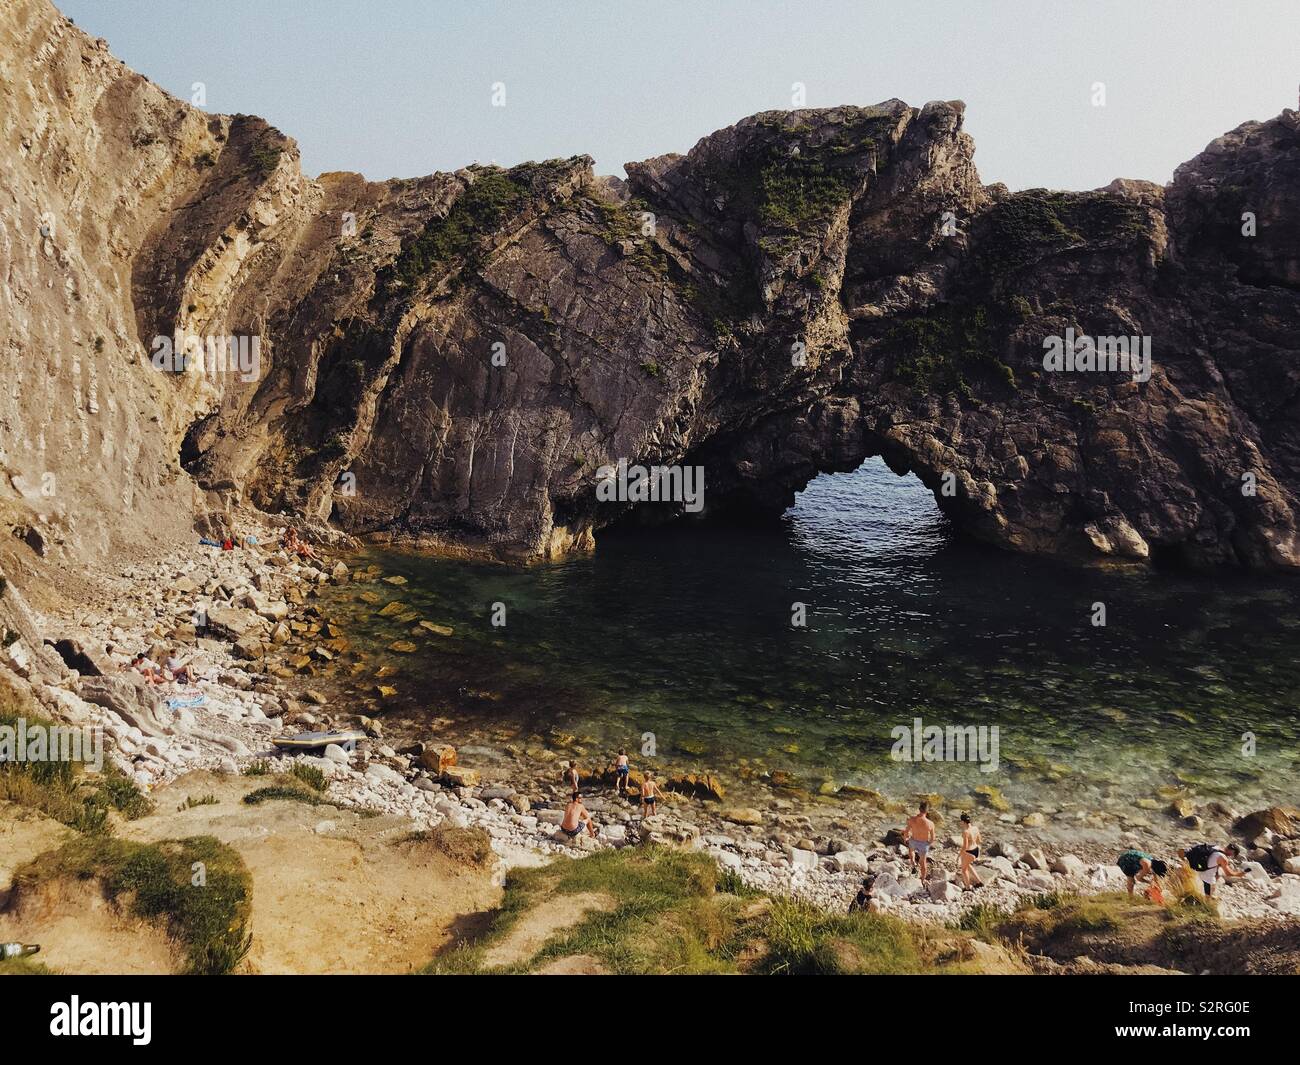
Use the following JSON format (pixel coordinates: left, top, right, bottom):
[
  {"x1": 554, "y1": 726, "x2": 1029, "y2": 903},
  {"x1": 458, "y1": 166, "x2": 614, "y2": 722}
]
[{"x1": 59, "y1": 0, "x2": 1300, "y2": 190}]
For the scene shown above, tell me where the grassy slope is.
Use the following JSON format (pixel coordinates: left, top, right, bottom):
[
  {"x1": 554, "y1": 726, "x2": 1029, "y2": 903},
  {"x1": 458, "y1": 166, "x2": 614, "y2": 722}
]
[
  {"x1": 424, "y1": 847, "x2": 1024, "y2": 975},
  {"x1": 1, "y1": 669, "x2": 253, "y2": 975}
]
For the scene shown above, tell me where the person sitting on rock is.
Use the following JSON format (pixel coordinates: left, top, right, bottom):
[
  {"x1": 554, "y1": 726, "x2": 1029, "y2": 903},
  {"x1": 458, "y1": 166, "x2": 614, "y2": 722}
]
[
  {"x1": 958, "y1": 812, "x2": 984, "y2": 891},
  {"x1": 281, "y1": 526, "x2": 316, "y2": 559},
  {"x1": 848, "y1": 875, "x2": 881, "y2": 914},
  {"x1": 903, "y1": 801, "x2": 936, "y2": 881},
  {"x1": 165, "y1": 651, "x2": 197, "y2": 686},
  {"x1": 614, "y1": 748, "x2": 630, "y2": 795},
  {"x1": 560, "y1": 792, "x2": 597, "y2": 840},
  {"x1": 1117, "y1": 849, "x2": 1167, "y2": 896},
  {"x1": 128, "y1": 652, "x2": 165, "y2": 684},
  {"x1": 640, "y1": 771, "x2": 659, "y2": 819}
]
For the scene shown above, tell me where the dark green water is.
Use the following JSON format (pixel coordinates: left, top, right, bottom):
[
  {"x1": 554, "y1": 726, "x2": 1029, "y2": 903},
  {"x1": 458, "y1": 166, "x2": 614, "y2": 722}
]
[{"x1": 323, "y1": 459, "x2": 1300, "y2": 815}]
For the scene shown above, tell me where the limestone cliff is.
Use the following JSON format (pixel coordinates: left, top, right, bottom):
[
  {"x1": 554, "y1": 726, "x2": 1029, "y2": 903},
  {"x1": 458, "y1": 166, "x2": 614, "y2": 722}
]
[{"x1": 4, "y1": 0, "x2": 1300, "y2": 572}]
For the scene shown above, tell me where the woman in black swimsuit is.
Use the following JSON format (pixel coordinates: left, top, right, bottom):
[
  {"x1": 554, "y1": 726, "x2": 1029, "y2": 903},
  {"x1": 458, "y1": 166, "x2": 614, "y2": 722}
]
[{"x1": 958, "y1": 812, "x2": 983, "y2": 890}]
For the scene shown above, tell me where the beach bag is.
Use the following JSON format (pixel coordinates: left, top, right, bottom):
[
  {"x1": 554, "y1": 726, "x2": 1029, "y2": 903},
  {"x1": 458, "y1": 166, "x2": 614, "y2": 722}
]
[{"x1": 1185, "y1": 843, "x2": 1217, "y2": 872}]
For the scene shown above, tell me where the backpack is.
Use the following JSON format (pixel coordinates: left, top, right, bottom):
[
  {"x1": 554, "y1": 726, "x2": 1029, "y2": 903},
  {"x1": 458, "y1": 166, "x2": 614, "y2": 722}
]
[{"x1": 1185, "y1": 843, "x2": 1218, "y2": 872}]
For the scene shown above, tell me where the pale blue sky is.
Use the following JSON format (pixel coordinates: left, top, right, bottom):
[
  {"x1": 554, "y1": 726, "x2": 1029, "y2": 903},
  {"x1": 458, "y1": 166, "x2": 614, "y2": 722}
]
[{"x1": 60, "y1": 0, "x2": 1299, "y2": 190}]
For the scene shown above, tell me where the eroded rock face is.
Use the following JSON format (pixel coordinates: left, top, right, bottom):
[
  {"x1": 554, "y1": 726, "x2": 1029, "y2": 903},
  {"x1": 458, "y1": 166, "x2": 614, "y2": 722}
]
[{"x1": 4, "y1": 0, "x2": 1300, "y2": 569}]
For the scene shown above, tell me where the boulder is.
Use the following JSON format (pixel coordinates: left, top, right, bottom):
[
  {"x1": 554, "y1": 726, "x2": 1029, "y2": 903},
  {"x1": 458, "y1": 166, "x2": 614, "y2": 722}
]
[
  {"x1": 977, "y1": 857, "x2": 1017, "y2": 881},
  {"x1": 204, "y1": 605, "x2": 265, "y2": 641},
  {"x1": 1234, "y1": 807, "x2": 1295, "y2": 840},
  {"x1": 441, "y1": 766, "x2": 480, "y2": 788},
  {"x1": 720, "y1": 807, "x2": 764, "y2": 826},
  {"x1": 1049, "y1": 854, "x2": 1086, "y2": 877},
  {"x1": 831, "y1": 850, "x2": 871, "y2": 873},
  {"x1": 928, "y1": 879, "x2": 961, "y2": 903},
  {"x1": 1021, "y1": 848, "x2": 1050, "y2": 871},
  {"x1": 364, "y1": 763, "x2": 404, "y2": 786},
  {"x1": 77, "y1": 675, "x2": 172, "y2": 738},
  {"x1": 664, "y1": 772, "x2": 725, "y2": 802},
  {"x1": 418, "y1": 743, "x2": 457, "y2": 775},
  {"x1": 49, "y1": 638, "x2": 111, "y2": 676}
]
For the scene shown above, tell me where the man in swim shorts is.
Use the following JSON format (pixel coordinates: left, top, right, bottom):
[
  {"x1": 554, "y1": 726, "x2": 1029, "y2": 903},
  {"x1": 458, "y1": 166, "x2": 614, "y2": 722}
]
[
  {"x1": 903, "y1": 801, "x2": 936, "y2": 880},
  {"x1": 615, "y1": 748, "x2": 630, "y2": 795},
  {"x1": 560, "y1": 792, "x2": 597, "y2": 840}
]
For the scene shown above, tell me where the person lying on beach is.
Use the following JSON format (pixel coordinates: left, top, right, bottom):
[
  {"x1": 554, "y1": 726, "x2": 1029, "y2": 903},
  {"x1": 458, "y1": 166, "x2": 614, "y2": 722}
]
[
  {"x1": 903, "y1": 801, "x2": 936, "y2": 880},
  {"x1": 958, "y1": 812, "x2": 983, "y2": 890},
  {"x1": 615, "y1": 748, "x2": 630, "y2": 794},
  {"x1": 640, "y1": 771, "x2": 659, "y2": 818},
  {"x1": 848, "y1": 876, "x2": 881, "y2": 914},
  {"x1": 1117, "y1": 849, "x2": 1167, "y2": 896},
  {"x1": 559, "y1": 792, "x2": 597, "y2": 839},
  {"x1": 1180, "y1": 843, "x2": 1246, "y2": 897}
]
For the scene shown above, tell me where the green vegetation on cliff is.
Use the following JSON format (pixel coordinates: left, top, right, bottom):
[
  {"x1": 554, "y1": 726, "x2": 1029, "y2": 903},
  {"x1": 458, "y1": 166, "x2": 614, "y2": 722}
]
[
  {"x1": 0, "y1": 675, "x2": 152, "y2": 832},
  {"x1": 12, "y1": 835, "x2": 253, "y2": 975},
  {"x1": 886, "y1": 303, "x2": 1018, "y2": 396},
  {"x1": 971, "y1": 190, "x2": 1152, "y2": 277},
  {"x1": 382, "y1": 158, "x2": 584, "y2": 291}
]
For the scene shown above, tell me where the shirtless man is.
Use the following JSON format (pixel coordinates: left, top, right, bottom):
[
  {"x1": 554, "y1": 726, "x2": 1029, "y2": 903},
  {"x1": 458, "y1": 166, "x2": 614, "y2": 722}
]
[
  {"x1": 559, "y1": 792, "x2": 597, "y2": 840},
  {"x1": 563, "y1": 761, "x2": 580, "y2": 793},
  {"x1": 903, "y1": 801, "x2": 936, "y2": 880},
  {"x1": 614, "y1": 749, "x2": 630, "y2": 795}
]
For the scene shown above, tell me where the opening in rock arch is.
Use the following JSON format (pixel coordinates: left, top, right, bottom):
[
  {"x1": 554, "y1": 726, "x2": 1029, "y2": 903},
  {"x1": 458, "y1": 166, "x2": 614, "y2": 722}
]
[{"x1": 784, "y1": 457, "x2": 952, "y2": 566}]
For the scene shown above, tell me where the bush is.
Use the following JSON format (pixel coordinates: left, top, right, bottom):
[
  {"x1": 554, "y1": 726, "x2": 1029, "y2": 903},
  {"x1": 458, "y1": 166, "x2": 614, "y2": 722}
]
[
  {"x1": 242, "y1": 783, "x2": 321, "y2": 806},
  {"x1": 406, "y1": 824, "x2": 493, "y2": 867},
  {"x1": 288, "y1": 761, "x2": 327, "y2": 793}
]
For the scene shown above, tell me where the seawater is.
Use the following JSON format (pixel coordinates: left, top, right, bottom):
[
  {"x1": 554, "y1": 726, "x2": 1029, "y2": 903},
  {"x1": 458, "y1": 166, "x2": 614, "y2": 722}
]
[{"x1": 319, "y1": 459, "x2": 1300, "y2": 814}]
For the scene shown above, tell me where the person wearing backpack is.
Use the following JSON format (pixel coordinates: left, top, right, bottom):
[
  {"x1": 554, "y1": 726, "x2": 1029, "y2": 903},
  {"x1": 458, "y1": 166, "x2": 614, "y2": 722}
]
[{"x1": 1180, "y1": 843, "x2": 1246, "y2": 896}]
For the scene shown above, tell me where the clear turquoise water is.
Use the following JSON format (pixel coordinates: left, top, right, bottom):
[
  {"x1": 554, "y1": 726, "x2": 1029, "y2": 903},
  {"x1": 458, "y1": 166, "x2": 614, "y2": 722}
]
[{"x1": 324, "y1": 459, "x2": 1300, "y2": 813}]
